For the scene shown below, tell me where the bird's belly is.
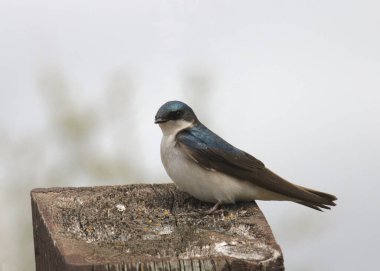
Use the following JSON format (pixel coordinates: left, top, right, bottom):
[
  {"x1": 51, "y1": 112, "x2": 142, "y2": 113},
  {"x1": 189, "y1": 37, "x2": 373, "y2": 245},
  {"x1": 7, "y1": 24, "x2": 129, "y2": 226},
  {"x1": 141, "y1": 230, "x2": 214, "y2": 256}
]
[{"x1": 161, "y1": 137, "x2": 279, "y2": 203}]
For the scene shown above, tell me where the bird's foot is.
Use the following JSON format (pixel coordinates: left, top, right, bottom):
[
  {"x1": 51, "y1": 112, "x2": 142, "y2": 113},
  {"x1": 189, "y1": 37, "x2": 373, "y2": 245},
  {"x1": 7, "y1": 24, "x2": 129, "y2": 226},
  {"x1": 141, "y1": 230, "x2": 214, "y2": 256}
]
[
  {"x1": 176, "y1": 201, "x2": 222, "y2": 216},
  {"x1": 202, "y1": 201, "x2": 221, "y2": 215}
]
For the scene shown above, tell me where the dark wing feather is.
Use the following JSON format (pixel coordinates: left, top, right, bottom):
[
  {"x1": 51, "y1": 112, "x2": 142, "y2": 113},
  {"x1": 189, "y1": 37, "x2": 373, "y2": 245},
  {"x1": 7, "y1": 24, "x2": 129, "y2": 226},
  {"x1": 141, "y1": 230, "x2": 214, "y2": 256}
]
[{"x1": 176, "y1": 125, "x2": 336, "y2": 207}]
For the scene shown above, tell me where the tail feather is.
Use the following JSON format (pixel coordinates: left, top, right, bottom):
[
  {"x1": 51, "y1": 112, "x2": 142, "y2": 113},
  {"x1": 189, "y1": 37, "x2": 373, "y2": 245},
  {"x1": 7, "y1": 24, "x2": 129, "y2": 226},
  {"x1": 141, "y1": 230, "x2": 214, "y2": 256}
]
[
  {"x1": 297, "y1": 201, "x2": 333, "y2": 212},
  {"x1": 295, "y1": 185, "x2": 337, "y2": 211},
  {"x1": 303, "y1": 187, "x2": 337, "y2": 202}
]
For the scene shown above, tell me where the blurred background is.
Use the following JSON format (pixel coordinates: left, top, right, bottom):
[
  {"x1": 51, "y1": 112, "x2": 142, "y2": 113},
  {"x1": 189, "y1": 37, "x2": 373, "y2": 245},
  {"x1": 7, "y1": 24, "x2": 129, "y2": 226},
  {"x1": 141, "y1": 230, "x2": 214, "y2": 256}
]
[{"x1": 0, "y1": 1, "x2": 379, "y2": 270}]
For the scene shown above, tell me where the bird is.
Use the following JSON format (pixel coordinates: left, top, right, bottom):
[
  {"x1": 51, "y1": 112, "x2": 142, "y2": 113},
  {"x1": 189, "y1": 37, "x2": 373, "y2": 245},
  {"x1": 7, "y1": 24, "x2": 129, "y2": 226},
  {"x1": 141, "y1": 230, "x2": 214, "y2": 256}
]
[{"x1": 155, "y1": 100, "x2": 337, "y2": 214}]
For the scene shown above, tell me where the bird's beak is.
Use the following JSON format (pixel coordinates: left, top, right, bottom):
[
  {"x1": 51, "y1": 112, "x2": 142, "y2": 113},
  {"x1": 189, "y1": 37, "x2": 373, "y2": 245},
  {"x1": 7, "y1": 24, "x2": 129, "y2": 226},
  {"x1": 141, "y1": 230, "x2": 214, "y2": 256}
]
[{"x1": 154, "y1": 117, "x2": 166, "y2": 124}]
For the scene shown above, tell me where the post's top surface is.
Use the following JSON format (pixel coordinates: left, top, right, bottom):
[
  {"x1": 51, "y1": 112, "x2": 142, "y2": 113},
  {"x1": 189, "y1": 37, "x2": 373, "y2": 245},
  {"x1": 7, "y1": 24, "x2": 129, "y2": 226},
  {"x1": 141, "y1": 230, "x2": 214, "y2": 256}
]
[{"x1": 31, "y1": 183, "x2": 283, "y2": 270}]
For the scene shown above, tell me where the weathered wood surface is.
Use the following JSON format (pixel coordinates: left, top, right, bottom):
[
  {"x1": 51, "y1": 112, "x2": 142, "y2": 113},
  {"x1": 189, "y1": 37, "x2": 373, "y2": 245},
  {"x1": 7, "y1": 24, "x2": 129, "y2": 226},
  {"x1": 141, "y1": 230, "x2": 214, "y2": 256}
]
[{"x1": 31, "y1": 183, "x2": 284, "y2": 271}]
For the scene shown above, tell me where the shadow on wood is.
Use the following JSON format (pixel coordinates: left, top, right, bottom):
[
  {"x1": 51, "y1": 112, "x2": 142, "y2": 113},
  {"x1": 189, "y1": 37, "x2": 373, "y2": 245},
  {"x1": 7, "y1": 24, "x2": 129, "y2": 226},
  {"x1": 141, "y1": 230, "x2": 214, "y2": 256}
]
[{"x1": 31, "y1": 183, "x2": 284, "y2": 270}]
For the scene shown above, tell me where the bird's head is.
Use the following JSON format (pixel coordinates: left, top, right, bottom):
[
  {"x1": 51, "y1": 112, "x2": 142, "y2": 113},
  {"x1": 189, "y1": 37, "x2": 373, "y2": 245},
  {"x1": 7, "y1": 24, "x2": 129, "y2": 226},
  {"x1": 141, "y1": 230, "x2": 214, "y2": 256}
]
[{"x1": 155, "y1": 101, "x2": 198, "y2": 135}]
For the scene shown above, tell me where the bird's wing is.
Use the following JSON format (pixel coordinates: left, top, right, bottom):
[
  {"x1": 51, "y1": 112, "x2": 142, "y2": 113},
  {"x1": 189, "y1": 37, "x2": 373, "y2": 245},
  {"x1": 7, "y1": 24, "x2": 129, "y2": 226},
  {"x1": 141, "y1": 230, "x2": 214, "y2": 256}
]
[{"x1": 176, "y1": 126, "x2": 331, "y2": 205}]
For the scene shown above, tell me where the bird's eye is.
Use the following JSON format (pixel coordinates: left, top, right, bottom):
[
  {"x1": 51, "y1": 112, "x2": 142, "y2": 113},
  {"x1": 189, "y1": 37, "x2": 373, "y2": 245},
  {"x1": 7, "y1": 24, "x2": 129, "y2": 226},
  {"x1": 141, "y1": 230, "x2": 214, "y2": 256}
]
[{"x1": 169, "y1": 110, "x2": 183, "y2": 120}]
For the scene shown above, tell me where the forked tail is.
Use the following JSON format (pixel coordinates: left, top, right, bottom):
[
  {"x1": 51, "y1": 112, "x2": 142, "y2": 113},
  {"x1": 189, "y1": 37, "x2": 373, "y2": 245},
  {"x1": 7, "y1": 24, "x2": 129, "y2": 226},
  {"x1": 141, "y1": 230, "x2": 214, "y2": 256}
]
[{"x1": 296, "y1": 186, "x2": 337, "y2": 211}]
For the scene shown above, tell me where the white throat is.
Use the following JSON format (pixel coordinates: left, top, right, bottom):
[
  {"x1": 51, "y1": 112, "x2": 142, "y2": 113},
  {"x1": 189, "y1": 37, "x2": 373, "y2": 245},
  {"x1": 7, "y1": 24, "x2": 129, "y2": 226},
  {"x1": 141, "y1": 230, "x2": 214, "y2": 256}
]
[{"x1": 159, "y1": 120, "x2": 194, "y2": 136}]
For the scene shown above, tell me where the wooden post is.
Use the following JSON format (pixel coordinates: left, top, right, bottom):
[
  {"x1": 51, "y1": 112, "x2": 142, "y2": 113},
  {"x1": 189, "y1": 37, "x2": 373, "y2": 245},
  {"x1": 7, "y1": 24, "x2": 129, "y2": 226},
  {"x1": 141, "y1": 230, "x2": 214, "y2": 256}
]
[{"x1": 31, "y1": 184, "x2": 284, "y2": 271}]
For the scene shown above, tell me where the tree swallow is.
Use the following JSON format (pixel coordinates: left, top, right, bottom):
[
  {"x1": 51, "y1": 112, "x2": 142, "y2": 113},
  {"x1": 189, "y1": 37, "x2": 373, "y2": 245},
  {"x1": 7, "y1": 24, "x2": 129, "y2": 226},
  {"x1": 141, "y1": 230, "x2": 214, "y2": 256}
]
[{"x1": 155, "y1": 100, "x2": 337, "y2": 213}]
